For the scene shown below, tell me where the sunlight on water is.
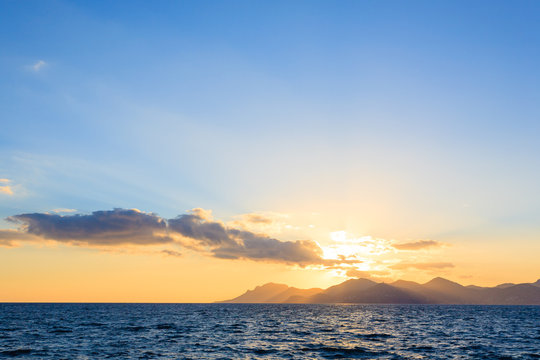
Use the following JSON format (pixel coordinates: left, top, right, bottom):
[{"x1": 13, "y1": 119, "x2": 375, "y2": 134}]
[{"x1": 0, "y1": 304, "x2": 538, "y2": 359}]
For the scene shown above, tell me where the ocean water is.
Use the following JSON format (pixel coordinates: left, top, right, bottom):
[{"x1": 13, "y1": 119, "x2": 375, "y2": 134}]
[{"x1": 0, "y1": 304, "x2": 538, "y2": 359}]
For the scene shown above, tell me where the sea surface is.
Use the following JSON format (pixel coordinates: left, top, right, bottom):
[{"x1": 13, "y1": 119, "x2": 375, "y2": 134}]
[{"x1": 0, "y1": 304, "x2": 538, "y2": 359}]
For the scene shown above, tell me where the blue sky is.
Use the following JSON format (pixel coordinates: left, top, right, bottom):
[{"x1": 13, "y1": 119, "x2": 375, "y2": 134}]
[{"x1": 1, "y1": 1, "x2": 539, "y2": 257}]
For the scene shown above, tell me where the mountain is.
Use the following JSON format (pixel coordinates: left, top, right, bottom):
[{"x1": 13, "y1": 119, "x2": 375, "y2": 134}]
[
  {"x1": 307, "y1": 278, "x2": 377, "y2": 303},
  {"x1": 466, "y1": 285, "x2": 486, "y2": 290},
  {"x1": 267, "y1": 286, "x2": 323, "y2": 303},
  {"x1": 218, "y1": 283, "x2": 288, "y2": 303},
  {"x1": 220, "y1": 278, "x2": 540, "y2": 305},
  {"x1": 480, "y1": 284, "x2": 540, "y2": 305},
  {"x1": 391, "y1": 279, "x2": 452, "y2": 304},
  {"x1": 495, "y1": 283, "x2": 516, "y2": 289},
  {"x1": 218, "y1": 283, "x2": 322, "y2": 303},
  {"x1": 421, "y1": 277, "x2": 479, "y2": 304}
]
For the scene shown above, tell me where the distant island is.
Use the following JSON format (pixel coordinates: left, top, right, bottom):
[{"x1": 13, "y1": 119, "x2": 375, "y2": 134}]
[{"x1": 218, "y1": 277, "x2": 540, "y2": 305}]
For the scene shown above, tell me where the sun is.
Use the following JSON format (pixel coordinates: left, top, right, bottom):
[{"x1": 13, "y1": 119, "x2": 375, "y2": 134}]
[
  {"x1": 316, "y1": 230, "x2": 399, "y2": 277},
  {"x1": 322, "y1": 231, "x2": 393, "y2": 260}
]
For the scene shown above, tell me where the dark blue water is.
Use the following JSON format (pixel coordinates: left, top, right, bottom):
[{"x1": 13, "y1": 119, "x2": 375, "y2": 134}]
[{"x1": 0, "y1": 304, "x2": 538, "y2": 359}]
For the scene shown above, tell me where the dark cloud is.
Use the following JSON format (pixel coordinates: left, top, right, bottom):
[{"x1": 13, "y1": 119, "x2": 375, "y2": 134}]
[
  {"x1": 393, "y1": 240, "x2": 444, "y2": 250},
  {"x1": 161, "y1": 249, "x2": 182, "y2": 257},
  {"x1": 390, "y1": 262, "x2": 455, "y2": 270},
  {"x1": 0, "y1": 229, "x2": 39, "y2": 246},
  {"x1": 5, "y1": 208, "x2": 327, "y2": 266},
  {"x1": 7, "y1": 209, "x2": 171, "y2": 245},
  {"x1": 213, "y1": 229, "x2": 323, "y2": 265},
  {"x1": 0, "y1": 231, "x2": 15, "y2": 247},
  {"x1": 168, "y1": 213, "x2": 232, "y2": 246},
  {"x1": 169, "y1": 213, "x2": 323, "y2": 265}
]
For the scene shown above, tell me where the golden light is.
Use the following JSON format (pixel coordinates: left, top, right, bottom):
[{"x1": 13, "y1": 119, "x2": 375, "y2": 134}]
[{"x1": 322, "y1": 231, "x2": 394, "y2": 261}]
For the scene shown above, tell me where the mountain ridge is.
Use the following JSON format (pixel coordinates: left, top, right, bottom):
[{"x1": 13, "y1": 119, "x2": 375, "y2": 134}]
[
  {"x1": 219, "y1": 277, "x2": 540, "y2": 305},
  {"x1": 217, "y1": 282, "x2": 323, "y2": 303}
]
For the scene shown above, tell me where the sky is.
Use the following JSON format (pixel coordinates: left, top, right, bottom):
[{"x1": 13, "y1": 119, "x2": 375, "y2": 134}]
[{"x1": 1, "y1": 0, "x2": 539, "y2": 302}]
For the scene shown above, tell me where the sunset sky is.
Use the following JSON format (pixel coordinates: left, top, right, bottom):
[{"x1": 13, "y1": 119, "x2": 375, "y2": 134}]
[{"x1": 1, "y1": 0, "x2": 539, "y2": 302}]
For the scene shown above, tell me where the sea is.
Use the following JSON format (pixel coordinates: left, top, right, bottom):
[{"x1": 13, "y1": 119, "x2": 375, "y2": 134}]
[{"x1": 0, "y1": 304, "x2": 538, "y2": 359}]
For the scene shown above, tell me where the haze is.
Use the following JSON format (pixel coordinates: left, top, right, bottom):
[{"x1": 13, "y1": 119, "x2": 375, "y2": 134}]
[{"x1": 1, "y1": 1, "x2": 539, "y2": 302}]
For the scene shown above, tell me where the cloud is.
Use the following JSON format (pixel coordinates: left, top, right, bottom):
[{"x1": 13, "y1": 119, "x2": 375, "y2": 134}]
[
  {"x1": 213, "y1": 230, "x2": 323, "y2": 265},
  {"x1": 238, "y1": 213, "x2": 274, "y2": 224},
  {"x1": 0, "y1": 178, "x2": 13, "y2": 195},
  {"x1": 5, "y1": 208, "x2": 327, "y2": 266},
  {"x1": 393, "y1": 240, "x2": 444, "y2": 250},
  {"x1": 30, "y1": 60, "x2": 47, "y2": 72},
  {"x1": 345, "y1": 269, "x2": 391, "y2": 279},
  {"x1": 161, "y1": 249, "x2": 182, "y2": 257},
  {"x1": 51, "y1": 208, "x2": 77, "y2": 213},
  {"x1": 169, "y1": 210, "x2": 324, "y2": 265},
  {"x1": 0, "y1": 238, "x2": 13, "y2": 247},
  {"x1": 7, "y1": 209, "x2": 171, "y2": 245},
  {"x1": 228, "y1": 212, "x2": 290, "y2": 234},
  {"x1": 390, "y1": 262, "x2": 455, "y2": 270},
  {"x1": 169, "y1": 213, "x2": 232, "y2": 246},
  {"x1": 0, "y1": 186, "x2": 13, "y2": 195},
  {"x1": 323, "y1": 232, "x2": 395, "y2": 260},
  {"x1": 0, "y1": 229, "x2": 39, "y2": 247}
]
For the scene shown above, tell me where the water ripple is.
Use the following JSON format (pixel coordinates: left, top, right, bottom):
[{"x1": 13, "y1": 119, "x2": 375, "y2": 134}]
[{"x1": 0, "y1": 304, "x2": 538, "y2": 359}]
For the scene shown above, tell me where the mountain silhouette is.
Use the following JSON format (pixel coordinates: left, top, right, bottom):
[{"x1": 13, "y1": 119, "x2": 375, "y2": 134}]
[
  {"x1": 219, "y1": 277, "x2": 540, "y2": 305},
  {"x1": 218, "y1": 283, "x2": 322, "y2": 303},
  {"x1": 309, "y1": 278, "x2": 377, "y2": 303}
]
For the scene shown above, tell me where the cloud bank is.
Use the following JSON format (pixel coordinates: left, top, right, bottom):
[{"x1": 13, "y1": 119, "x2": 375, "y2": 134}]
[
  {"x1": 4, "y1": 208, "x2": 453, "y2": 273},
  {"x1": 7, "y1": 209, "x2": 171, "y2": 245},
  {"x1": 5, "y1": 208, "x2": 324, "y2": 266},
  {"x1": 169, "y1": 210, "x2": 323, "y2": 265},
  {"x1": 0, "y1": 229, "x2": 40, "y2": 247}
]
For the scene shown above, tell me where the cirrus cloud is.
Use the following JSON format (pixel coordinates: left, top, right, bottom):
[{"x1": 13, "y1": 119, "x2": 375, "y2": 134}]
[
  {"x1": 390, "y1": 262, "x2": 455, "y2": 270},
  {"x1": 29, "y1": 60, "x2": 47, "y2": 72},
  {"x1": 393, "y1": 240, "x2": 445, "y2": 251}
]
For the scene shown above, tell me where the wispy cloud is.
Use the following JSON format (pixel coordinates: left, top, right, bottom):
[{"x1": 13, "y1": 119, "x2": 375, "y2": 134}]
[
  {"x1": 393, "y1": 240, "x2": 445, "y2": 250},
  {"x1": 390, "y1": 262, "x2": 455, "y2": 270},
  {"x1": 0, "y1": 186, "x2": 13, "y2": 195},
  {"x1": 345, "y1": 269, "x2": 391, "y2": 280},
  {"x1": 0, "y1": 229, "x2": 39, "y2": 247},
  {"x1": 237, "y1": 213, "x2": 274, "y2": 224},
  {"x1": 51, "y1": 208, "x2": 77, "y2": 213},
  {"x1": 229, "y1": 212, "x2": 290, "y2": 234},
  {"x1": 0, "y1": 178, "x2": 13, "y2": 195},
  {"x1": 161, "y1": 249, "x2": 182, "y2": 257},
  {"x1": 322, "y1": 231, "x2": 395, "y2": 261},
  {"x1": 30, "y1": 60, "x2": 47, "y2": 72}
]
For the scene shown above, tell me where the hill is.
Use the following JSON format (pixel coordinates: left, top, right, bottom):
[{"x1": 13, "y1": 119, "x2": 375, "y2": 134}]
[
  {"x1": 218, "y1": 283, "x2": 322, "y2": 303},
  {"x1": 219, "y1": 278, "x2": 540, "y2": 305}
]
